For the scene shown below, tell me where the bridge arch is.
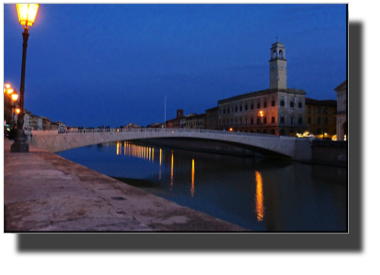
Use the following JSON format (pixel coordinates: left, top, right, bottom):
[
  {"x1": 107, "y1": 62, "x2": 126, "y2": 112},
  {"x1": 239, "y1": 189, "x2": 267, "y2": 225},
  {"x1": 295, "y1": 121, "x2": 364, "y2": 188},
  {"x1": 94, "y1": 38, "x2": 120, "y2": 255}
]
[{"x1": 31, "y1": 128, "x2": 300, "y2": 159}]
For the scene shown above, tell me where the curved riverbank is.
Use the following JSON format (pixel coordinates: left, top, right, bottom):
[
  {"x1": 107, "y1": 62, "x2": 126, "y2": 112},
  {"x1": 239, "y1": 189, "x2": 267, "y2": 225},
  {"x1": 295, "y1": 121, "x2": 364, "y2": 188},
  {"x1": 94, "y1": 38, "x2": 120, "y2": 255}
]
[{"x1": 4, "y1": 140, "x2": 246, "y2": 231}]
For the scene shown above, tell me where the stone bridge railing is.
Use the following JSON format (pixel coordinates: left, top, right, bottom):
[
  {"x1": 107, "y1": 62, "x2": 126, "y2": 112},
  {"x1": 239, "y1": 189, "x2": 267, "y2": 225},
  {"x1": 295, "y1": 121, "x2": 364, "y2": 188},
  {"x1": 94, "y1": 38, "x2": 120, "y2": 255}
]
[{"x1": 62, "y1": 127, "x2": 286, "y2": 138}]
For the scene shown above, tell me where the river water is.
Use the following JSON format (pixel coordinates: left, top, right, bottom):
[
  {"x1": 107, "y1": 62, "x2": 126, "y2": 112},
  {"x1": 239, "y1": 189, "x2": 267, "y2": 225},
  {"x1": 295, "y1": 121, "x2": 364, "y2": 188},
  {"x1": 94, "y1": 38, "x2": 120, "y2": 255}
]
[{"x1": 56, "y1": 140, "x2": 347, "y2": 232}]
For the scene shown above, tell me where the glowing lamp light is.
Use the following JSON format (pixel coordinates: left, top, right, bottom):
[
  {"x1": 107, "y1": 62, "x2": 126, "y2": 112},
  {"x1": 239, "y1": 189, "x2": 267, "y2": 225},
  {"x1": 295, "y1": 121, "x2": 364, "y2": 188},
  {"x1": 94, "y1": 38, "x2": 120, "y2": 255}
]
[
  {"x1": 16, "y1": 4, "x2": 39, "y2": 30},
  {"x1": 5, "y1": 84, "x2": 11, "y2": 89},
  {"x1": 229, "y1": 128, "x2": 233, "y2": 131},
  {"x1": 259, "y1": 111, "x2": 264, "y2": 117},
  {"x1": 7, "y1": 88, "x2": 14, "y2": 95},
  {"x1": 15, "y1": 108, "x2": 21, "y2": 114},
  {"x1": 11, "y1": 91, "x2": 19, "y2": 102}
]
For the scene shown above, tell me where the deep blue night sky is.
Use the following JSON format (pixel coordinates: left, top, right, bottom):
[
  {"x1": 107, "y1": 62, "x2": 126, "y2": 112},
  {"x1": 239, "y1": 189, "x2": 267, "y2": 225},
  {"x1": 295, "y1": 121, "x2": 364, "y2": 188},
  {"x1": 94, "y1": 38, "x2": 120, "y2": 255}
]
[{"x1": 4, "y1": 4, "x2": 346, "y2": 128}]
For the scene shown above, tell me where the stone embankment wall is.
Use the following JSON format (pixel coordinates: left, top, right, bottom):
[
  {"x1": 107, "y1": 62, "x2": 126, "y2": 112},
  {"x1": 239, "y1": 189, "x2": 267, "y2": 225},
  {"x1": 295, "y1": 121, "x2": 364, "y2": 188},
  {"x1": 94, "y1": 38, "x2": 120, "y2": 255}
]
[{"x1": 311, "y1": 140, "x2": 347, "y2": 166}]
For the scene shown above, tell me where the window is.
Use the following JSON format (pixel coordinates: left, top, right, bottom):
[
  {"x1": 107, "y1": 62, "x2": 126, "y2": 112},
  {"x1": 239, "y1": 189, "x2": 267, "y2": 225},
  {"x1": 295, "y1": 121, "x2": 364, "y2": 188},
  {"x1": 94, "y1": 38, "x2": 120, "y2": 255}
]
[
  {"x1": 298, "y1": 102, "x2": 302, "y2": 108},
  {"x1": 223, "y1": 108, "x2": 225, "y2": 114},
  {"x1": 263, "y1": 117, "x2": 267, "y2": 124},
  {"x1": 251, "y1": 118, "x2": 253, "y2": 125},
  {"x1": 240, "y1": 106, "x2": 242, "y2": 112},
  {"x1": 323, "y1": 107, "x2": 328, "y2": 114},
  {"x1": 235, "y1": 106, "x2": 238, "y2": 112},
  {"x1": 317, "y1": 117, "x2": 321, "y2": 125},
  {"x1": 290, "y1": 101, "x2": 294, "y2": 108},
  {"x1": 271, "y1": 100, "x2": 275, "y2": 107},
  {"x1": 317, "y1": 108, "x2": 321, "y2": 114},
  {"x1": 280, "y1": 116, "x2": 285, "y2": 124},
  {"x1": 280, "y1": 100, "x2": 285, "y2": 107},
  {"x1": 227, "y1": 108, "x2": 230, "y2": 114},
  {"x1": 271, "y1": 117, "x2": 275, "y2": 123},
  {"x1": 251, "y1": 104, "x2": 254, "y2": 110},
  {"x1": 324, "y1": 117, "x2": 328, "y2": 125},
  {"x1": 245, "y1": 118, "x2": 247, "y2": 125},
  {"x1": 308, "y1": 117, "x2": 311, "y2": 124},
  {"x1": 257, "y1": 103, "x2": 260, "y2": 108},
  {"x1": 245, "y1": 105, "x2": 248, "y2": 111},
  {"x1": 219, "y1": 109, "x2": 221, "y2": 115},
  {"x1": 279, "y1": 50, "x2": 283, "y2": 59},
  {"x1": 298, "y1": 116, "x2": 302, "y2": 125},
  {"x1": 290, "y1": 116, "x2": 294, "y2": 125},
  {"x1": 264, "y1": 102, "x2": 267, "y2": 108},
  {"x1": 239, "y1": 118, "x2": 242, "y2": 125},
  {"x1": 308, "y1": 106, "x2": 311, "y2": 114},
  {"x1": 257, "y1": 117, "x2": 260, "y2": 124}
]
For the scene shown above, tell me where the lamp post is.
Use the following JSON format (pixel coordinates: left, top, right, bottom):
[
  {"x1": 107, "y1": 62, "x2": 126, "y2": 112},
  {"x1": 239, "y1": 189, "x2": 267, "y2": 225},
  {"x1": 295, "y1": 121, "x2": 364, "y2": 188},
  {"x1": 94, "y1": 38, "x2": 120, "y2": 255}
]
[{"x1": 11, "y1": 4, "x2": 39, "y2": 153}]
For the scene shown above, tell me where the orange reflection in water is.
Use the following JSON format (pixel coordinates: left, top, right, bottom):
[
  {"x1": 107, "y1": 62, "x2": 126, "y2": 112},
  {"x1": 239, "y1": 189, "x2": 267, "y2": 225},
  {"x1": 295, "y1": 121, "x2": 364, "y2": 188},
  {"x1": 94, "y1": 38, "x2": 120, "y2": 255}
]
[
  {"x1": 191, "y1": 159, "x2": 195, "y2": 197},
  {"x1": 122, "y1": 142, "x2": 157, "y2": 163},
  {"x1": 255, "y1": 171, "x2": 265, "y2": 222},
  {"x1": 159, "y1": 148, "x2": 162, "y2": 180},
  {"x1": 116, "y1": 141, "x2": 120, "y2": 155}
]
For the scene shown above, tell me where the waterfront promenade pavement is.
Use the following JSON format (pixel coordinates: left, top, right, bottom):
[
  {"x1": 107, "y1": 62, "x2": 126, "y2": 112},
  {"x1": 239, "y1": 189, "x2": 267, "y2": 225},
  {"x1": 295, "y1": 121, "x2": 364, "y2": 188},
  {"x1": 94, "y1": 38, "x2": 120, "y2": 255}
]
[{"x1": 4, "y1": 140, "x2": 246, "y2": 231}]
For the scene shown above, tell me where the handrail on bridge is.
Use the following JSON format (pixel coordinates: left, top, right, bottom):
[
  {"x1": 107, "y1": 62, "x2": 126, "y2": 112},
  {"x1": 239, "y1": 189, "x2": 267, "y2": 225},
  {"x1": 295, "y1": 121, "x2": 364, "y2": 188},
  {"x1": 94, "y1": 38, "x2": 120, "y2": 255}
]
[{"x1": 56, "y1": 128, "x2": 291, "y2": 139}]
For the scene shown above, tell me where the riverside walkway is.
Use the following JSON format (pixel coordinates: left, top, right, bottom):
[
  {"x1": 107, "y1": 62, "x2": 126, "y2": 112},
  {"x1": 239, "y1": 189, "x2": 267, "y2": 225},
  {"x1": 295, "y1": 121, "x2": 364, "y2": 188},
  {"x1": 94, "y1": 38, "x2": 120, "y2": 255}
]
[{"x1": 4, "y1": 140, "x2": 246, "y2": 231}]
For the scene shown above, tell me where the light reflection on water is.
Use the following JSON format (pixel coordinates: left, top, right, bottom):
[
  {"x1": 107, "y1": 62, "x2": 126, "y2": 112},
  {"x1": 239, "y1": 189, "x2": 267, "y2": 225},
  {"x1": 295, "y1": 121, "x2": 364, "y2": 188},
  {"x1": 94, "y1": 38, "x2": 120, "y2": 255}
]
[{"x1": 56, "y1": 140, "x2": 347, "y2": 231}]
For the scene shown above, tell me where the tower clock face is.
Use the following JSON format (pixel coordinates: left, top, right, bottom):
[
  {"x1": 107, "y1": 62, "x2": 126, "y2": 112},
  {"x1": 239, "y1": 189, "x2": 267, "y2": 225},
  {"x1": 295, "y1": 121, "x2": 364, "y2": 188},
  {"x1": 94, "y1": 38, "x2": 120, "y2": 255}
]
[{"x1": 280, "y1": 65, "x2": 284, "y2": 70}]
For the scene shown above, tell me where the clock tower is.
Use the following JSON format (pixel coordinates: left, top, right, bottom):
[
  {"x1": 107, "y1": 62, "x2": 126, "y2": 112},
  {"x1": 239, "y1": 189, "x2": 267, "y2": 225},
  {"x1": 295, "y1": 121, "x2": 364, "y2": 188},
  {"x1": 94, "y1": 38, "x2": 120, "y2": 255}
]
[{"x1": 269, "y1": 41, "x2": 287, "y2": 90}]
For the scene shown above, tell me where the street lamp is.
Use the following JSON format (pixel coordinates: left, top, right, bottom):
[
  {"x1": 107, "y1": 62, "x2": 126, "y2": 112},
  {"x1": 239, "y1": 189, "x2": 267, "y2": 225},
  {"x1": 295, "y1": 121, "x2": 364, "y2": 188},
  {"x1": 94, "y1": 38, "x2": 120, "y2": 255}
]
[
  {"x1": 11, "y1": 90, "x2": 19, "y2": 125},
  {"x1": 11, "y1": 4, "x2": 39, "y2": 153}
]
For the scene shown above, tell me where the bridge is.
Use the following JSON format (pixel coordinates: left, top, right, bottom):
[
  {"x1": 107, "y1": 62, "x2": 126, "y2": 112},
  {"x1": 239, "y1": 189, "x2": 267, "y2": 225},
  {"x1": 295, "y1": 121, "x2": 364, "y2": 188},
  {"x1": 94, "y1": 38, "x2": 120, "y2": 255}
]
[{"x1": 29, "y1": 128, "x2": 312, "y2": 160}]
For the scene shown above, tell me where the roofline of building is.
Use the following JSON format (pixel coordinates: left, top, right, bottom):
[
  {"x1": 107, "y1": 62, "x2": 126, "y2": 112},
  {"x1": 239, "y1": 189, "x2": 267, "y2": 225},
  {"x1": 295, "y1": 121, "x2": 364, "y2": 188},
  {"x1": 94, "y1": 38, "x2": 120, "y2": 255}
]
[
  {"x1": 205, "y1": 106, "x2": 219, "y2": 111},
  {"x1": 218, "y1": 88, "x2": 306, "y2": 104},
  {"x1": 305, "y1": 98, "x2": 337, "y2": 106},
  {"x1": 334, "y1": 80, "x2": 346, "y2": 92}
]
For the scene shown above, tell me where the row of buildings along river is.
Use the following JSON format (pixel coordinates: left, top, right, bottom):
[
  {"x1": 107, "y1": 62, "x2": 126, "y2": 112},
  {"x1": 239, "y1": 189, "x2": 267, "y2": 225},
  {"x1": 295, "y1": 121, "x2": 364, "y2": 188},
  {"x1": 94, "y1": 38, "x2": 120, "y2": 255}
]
[{"x1": 4, "y1": 41, "x2": 347, "y2": 141}]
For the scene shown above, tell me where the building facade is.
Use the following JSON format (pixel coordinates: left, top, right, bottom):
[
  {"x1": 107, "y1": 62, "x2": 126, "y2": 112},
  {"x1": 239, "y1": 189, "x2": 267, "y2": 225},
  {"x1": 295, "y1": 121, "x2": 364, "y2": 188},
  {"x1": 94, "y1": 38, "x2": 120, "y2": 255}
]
[
  {"x1": 186, "y1": 113, "x2": 205, "y2": 129},
  {"x1": 205, "y1": 107, "x2": 219, "y2": 130},
  {"x1": 217, "y1": 41, "x2": 307, "y2": 136},
  {"x1": 305, "y1": 98, "x2": 337, "y2": 139},
  {"x1": 334, "y1": 80, "x2": 347, "y2": 141}
]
